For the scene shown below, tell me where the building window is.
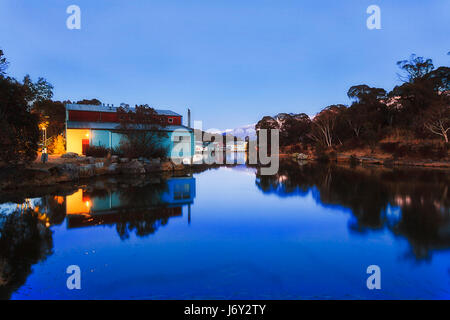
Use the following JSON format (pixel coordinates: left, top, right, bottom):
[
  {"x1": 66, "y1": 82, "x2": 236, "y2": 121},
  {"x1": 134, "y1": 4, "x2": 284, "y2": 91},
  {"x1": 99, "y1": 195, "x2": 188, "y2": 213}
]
[
  {"x1": 174, "y1": 183, "x2": 190, "y2": 200},
  {"x1": 168, "y1": 118, "x2": 173, "y2": 124}
]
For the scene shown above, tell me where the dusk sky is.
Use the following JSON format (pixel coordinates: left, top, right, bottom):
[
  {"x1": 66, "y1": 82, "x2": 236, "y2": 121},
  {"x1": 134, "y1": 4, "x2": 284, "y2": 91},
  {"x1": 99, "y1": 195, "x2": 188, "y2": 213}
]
[{"x1": 0, "y1": 0, "x2": 448, "y2": 130}]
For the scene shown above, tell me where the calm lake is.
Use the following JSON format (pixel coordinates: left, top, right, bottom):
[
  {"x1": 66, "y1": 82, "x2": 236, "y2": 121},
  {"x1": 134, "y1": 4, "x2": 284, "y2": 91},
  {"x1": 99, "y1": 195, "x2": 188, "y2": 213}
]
[{"x1": 0, "y1": 160, "x2": 449, "y2": 299}]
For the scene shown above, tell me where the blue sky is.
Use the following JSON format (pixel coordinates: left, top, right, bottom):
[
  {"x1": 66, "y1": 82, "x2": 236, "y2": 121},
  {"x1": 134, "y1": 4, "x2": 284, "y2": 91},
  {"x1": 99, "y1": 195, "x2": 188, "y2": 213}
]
[{"x1": 0, "y1": 0, "x2": 448, "y2": 129}]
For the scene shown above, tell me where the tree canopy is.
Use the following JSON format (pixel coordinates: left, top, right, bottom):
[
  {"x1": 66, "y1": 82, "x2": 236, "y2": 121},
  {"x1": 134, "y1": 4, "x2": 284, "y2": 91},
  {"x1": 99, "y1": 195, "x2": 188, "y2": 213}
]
[
  {"x1": 76, "y1": 98, "x2": 102, "y2": 105},
  {"x1": 0, "y1": 76, "x2": 40, "y2": 164},
  {"x1": 255, "y1": 53, "x2": 450, "y2": 153}
]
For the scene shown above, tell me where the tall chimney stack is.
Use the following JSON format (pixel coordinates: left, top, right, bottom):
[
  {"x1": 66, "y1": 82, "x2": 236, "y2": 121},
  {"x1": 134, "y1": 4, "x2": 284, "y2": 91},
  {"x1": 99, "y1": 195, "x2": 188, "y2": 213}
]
[{"x1": 187, "y1": 108, "x2": 191, "y2": 128}]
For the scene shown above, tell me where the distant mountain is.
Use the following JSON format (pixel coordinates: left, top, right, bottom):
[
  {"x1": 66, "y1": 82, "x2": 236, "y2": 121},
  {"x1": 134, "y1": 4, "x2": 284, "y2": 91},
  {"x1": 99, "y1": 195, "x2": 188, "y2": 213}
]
[
  {"x1": 217, "y1": 113, "x2": 314, "y2": 141},
  {"x1": 219, "y1": 124, "x2": 256, "y2": 140}
]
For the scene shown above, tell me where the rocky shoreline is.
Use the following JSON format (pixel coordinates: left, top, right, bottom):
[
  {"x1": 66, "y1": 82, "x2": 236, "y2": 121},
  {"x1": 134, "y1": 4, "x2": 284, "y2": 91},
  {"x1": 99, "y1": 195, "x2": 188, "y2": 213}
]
[
  {"x1": 2, "y1": 152, "x2": 448, "y2": 192},
  {"x1": 0, "y1": 154, "x2": 189, "y2": 191},
  {"x1": 289, "y1": 152, "x2": 450, "y2": 168}
]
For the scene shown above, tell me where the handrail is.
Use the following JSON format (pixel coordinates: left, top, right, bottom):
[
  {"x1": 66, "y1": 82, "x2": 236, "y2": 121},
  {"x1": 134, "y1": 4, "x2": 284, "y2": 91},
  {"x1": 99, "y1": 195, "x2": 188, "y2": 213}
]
[{"x1": 40, "y1": 135, "x2": 56, "y2": 147}]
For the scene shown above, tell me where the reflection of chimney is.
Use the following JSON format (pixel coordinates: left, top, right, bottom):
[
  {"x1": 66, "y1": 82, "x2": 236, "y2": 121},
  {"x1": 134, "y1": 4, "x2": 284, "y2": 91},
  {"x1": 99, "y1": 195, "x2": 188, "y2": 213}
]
[
  {"x1": 187, "y1": 108, "x2": 191, "y2": 128},
  {"x1": 188, "y1": 204, "x2": 191, "y2": 225}
]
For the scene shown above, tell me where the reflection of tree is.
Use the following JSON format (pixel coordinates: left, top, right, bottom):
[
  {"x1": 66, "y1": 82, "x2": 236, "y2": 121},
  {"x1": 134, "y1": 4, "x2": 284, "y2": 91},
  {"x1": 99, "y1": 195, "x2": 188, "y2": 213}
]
[
  {"x1": 114, "y1": 179, "x2": 173, "y2": 240},
  {"x1": 0, "y1": 209, "x2": 53, "y2": 299},
  {"x1": 117, "y1": 178, "x2": 168, "y2": 209},
  {"x1": 393, "y1": 200, "x2": 449, "y2": 260},
  {"x1": 42, "y1": 195, "x2": 67, "y2": 226},
  {"x1": 255, "y1": 161, "x2": 450, "y2": 260},
  {"x1": 318, "y1": 166, "x2": 391, "y2": 230},
  {"x1": 115, "y1": 208, "x2": 179, "y2": 240}
]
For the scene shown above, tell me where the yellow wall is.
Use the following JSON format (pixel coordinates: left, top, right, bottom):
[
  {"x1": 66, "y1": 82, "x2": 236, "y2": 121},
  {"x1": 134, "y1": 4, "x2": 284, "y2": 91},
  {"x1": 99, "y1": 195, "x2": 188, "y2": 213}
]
[{"x1": 66, "y1": 129, "x2": 90, "y2": 155}]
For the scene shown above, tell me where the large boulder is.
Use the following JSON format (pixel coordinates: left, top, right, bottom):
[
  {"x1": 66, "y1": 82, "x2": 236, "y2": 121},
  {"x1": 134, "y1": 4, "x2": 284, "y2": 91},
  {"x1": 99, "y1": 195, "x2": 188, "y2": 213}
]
[
  {"x1": 107, "y1": 163, "x2": 119, "y2": 173},
  {"x1": 173, "y1": 163, "x2": 185, "y2": 171},
  {"x1": 61, "y1": 152, "x2": 79, "y2": 159},
  {"x1": 48, "y1": 163, "x2": 79, "y2": 181},
  {"x1": 159, "y1": 161, "x2": 186, "y2": 171},
  {"x1": 160, "y1": 161, "x2": 174, "y2": 171},
  {"x1": 151, "y1": 158, "x2": 161, "y2": 165},
  {"x1": 79, "y1": 164, "x2": 96, "y2": 178},
  {"x1": 292, "y1": 153, "x2": 308, "y2": 160},
  {"x1": 138, "y1": 157, "x2": 151, "y2": 164},
  {"x1": 95, "y1": 162, "x2": 104, "y2": 168},
  {"x1": 143, "y1": 158, "x2": 162, "y2": 172},
  {"x1": 94, "y1": 161, "x2": 109, "y2": 175},
  {"x1": 120, "y1": 159, "x2": 145, "y2": 174},
  {"x1": 144, "y1": 163, "x2": 160, "y2": 173}
]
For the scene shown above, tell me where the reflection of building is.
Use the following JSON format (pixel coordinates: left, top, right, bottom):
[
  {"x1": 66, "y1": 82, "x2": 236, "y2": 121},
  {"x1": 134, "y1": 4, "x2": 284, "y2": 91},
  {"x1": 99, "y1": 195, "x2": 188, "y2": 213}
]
[
  {"x1": 65, "y1": 176, "x2": 196, "y2": 229},
  {"x1": 225, "y1": 151, "x2": 247, "y2": 164},
  {"x1": 228, "y1": 141, "x2": 247, "y2": 152},
  {"x1": 161, "y1": 177, "x2": 196, "y2": 205}
]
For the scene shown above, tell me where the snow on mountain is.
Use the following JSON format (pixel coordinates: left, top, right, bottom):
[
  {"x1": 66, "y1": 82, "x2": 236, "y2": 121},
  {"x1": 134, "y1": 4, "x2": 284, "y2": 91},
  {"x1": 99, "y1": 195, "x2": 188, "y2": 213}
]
[{"x1": 219, "y1": 124, "x2": 256, "y2": 140}]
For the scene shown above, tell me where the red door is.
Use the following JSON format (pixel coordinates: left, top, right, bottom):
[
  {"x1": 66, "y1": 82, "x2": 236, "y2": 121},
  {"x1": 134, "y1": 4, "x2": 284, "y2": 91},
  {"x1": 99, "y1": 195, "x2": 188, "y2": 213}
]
[{"x1": 82, "y1": 139, "x2": 89, "y2": 155}]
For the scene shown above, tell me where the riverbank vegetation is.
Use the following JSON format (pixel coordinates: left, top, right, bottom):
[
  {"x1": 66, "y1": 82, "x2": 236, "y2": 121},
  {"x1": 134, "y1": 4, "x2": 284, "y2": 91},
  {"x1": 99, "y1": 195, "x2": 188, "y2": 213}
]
[
  {"x1": 256, "y1": 54, "x2": 449, "y2": 162},
  {"x1": 0, "y1": 49, "x2": 69, "y2": 166}
]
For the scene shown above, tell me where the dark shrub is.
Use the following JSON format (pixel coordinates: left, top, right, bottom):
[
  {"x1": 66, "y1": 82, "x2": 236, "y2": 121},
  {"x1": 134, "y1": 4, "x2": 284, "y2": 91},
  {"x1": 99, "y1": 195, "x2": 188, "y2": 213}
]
[
  {"x1": 111, "y1": 146, "x2": 124, "y2": 157},
  {"x1": 316, "y1": 153, "x2": 329, "y2": 162},
  {"x1": 339, "y1": 138, "x2": 364, "y2": 152},
  {"x1": 393, "y1": 144, "x2": 410, "y2": 158},
  {"x1": 85, "y1": 145, "x2": 110, "y2": 158},
  {"x1": 0, "y1": 77, "x2": 40, "y2": 165},
  {"x1": 328, "y1": 151, "x2": 337, "y2": 161},
  {"x1": 417, "y1": 144, "x2": 433, "y2": 158},
  {"x1": 380, "y1": 142, "x2": 399, "y2": 154},
  {"x1": 350, "y1": 154, "x2": 359, "y2": 167},
  {"x1": 435, "y1": 143, "x2": 448, "y2": 159},
  {"x1": 117, "y1": 142, "x2": 168, "y2": 160},
  {"x1": 151, "y1": 146, "x2": 168, "y2": 159},
  {"x1": 314, "y1": 146, "x2": 330, "y2": 162},
  {"x1": 291, "y1": 144, "x2": 304, "y2": 153}
]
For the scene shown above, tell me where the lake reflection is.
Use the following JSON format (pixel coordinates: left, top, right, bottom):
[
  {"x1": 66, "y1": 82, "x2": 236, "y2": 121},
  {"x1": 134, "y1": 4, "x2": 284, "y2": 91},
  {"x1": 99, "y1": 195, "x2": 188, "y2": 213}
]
[
  {"x1": 255, "y1": 161, "x2": 450, "y2": 260},
  {"x1": 0, "y1": 162, "x2": 449, "y2": 299}
]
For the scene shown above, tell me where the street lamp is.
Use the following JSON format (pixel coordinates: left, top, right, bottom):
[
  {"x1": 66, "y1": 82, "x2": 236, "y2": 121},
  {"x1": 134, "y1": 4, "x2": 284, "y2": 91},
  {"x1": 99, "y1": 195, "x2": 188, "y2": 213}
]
[{"x1": 38, "y1": 116, "x2": 49, "y2": 147}]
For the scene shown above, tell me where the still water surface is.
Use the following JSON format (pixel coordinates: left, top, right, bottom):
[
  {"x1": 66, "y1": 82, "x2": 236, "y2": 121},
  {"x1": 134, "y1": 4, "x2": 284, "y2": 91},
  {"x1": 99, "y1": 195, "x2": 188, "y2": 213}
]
[{"x1": 0, "y1": 161, "x2": 449, "y2": 299}]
